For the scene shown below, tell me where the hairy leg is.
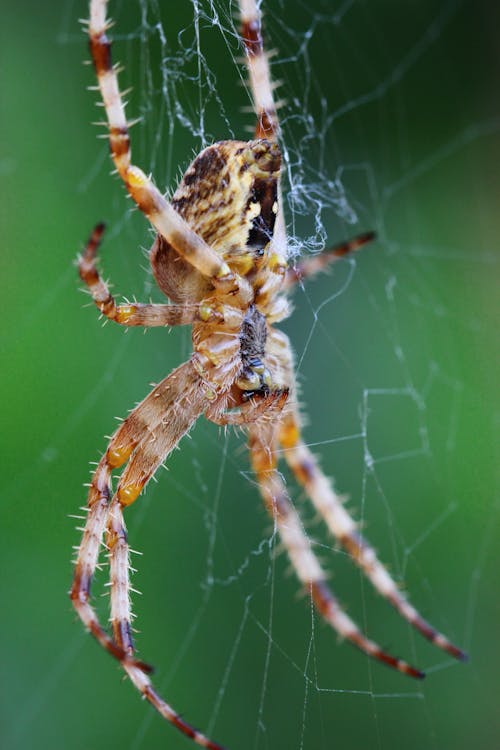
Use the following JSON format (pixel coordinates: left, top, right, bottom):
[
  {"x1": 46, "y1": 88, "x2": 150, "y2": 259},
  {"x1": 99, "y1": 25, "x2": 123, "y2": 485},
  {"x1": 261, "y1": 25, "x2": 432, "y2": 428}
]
[
  {"x1": 72, "y1": 360, "x2": 225, "y2": 747},
  {"x1": 248, "y1": 418, "x2": 424, "y2": 678},
  {"x1": 205, "y1": 386, "x2": 288, "y2": 426},
  {"x1": 283, "y1": 231, "x2": 375, "y2": 290},
  {"x1": 105, "y1": 498, "x2": 225, "y2": 750},
  {"x1": 70, "y1": 457, "x2": 151, "y2": 670},
  {"x1": 78, "y1": 224, "x2": 222, "y2": 327},
  {"x1": 274, "y1": 334, "x2": 466, "y2": 662},
  {"x1": 87, "y1": 0, "x2": 237, "y2": 291},
  {"x1": 239, "y1": 0, "x2": 280, "y2": 141},
  {"x1": 280, "y1": 411, "x2": 466, "y2": 661},
  {"x1": 239, "y1": 0, "x2": 289, "y2": 291},
  {"x1": 70, "y1": 362, "x2": 205, "y2": 659}
]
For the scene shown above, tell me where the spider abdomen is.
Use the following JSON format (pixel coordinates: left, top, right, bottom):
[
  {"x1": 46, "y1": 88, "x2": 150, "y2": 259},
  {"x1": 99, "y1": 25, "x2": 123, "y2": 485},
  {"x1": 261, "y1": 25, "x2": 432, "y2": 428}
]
[{"x1": 150, "y1": 139, "x2": 281, "y2": 302}]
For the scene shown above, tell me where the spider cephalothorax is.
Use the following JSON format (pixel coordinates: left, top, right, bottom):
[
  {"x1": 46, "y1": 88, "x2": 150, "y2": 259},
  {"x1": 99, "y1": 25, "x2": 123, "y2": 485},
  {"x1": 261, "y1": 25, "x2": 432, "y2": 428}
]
[{"x1": 71, "y1": 2, "x2": 467, "y2": 748}]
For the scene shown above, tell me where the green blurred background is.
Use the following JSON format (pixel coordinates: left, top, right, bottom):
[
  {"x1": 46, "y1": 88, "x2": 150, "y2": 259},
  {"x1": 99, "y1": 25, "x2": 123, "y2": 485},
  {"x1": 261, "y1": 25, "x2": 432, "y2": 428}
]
[{"x1": 1, "y1": 1, "x2": 498, "y2": 749}]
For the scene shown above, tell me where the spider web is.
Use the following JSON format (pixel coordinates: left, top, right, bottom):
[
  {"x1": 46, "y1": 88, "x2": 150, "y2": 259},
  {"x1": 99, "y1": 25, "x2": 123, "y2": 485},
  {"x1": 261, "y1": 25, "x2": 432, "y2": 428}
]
[{"x1": 1, "y1": 2, "x2": 498, "y2": 750}]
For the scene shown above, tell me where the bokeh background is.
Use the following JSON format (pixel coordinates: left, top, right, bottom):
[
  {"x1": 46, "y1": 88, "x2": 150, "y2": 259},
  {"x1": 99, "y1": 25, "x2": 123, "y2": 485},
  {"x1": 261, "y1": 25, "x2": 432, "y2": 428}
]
[{"x1": 1, "y1": 1, "x2": 498, "y2": 749}]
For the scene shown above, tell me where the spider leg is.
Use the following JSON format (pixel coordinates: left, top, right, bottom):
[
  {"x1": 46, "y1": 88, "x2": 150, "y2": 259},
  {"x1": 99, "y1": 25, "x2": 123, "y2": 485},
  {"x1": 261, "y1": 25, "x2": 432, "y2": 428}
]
[
  {"x1": 107, "y1": 378, "x2": 227, "y2": 746},
  {"x1": 79, "y1": 223, "x2": 224, "y2": 327},
  {"x1": 205, "y1": 386, "x2": 288, "y2": 426},
  {"x1": 113, "y1": 369, "x2": 208, "y2": 507},
  {"x1": 272, "y1": 335, "x2": 467, "y2": 663},
  {"x1": 70, "y1": 457, "x2": 150, "y2": 670},
  {"x1": 105, "y1": 499, "x2": 225, "y2": 750},
  {"x1": 239, "y1": 0, "x2": 375, "y2": 300},
  {"x1": 239, "y1": 0, "x2": 289, "y2": 294},
  {"x1": 279, "y1": 411, "x2": 467, "y2": 662},
  {"x1": 73, "y1": 360, "x2": 226, "y2": 748},
  {"x1": 283, "y1": 231, "x2": 376, "y2": 290},
  {"x1": 87, "y1": 1, "x2": 237, "y2": 292},
  {"x1": 70, "y1": 362, "x2": 205, "y2": 663},
  {"x1": 239, "y1": 0, "x2": 280, "y2": 141},
  {"x1": 248, "y1": 419, "x2": 424, "y2": 679}
]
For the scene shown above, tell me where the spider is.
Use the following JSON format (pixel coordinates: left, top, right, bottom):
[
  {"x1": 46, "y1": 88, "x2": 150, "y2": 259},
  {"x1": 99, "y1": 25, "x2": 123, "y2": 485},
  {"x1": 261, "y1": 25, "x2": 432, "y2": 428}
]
[{"x1": 71, "y1": 1, "x2": 467, "y2": 748}]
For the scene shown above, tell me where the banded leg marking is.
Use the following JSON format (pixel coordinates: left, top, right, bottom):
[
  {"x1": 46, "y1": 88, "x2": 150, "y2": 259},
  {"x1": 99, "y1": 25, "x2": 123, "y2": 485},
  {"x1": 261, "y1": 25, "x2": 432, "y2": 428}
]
[
  {"x1": 88, "y1": 0, "x2": 237, "y2": 288},
  {"x1": 72, "y1": 356, "x2": 226, "y2": 746},
  {"x1": 106, "y1": 499, "x2": 226, "y2": 750},
  {"x1": 248, "y1": 423, "x2": 424, "y2": 678},
  {"x1": 106, "y1": 391, "x2": 225, "y2": 747},
  {"x1": 126, "y1": 665, "x2": 228, "y2": 750},
  {"x1": 283, "y1": 231, "x2": 376, "y2": 290},
  {"x1": 71, "y1": 363, "x2": 203, "y2": 655},
  {"x1": 107, "y1": 499, "x2": 135, "y2": 656},
  {"x1": 99, "y1": 501, "x2": 228, "y2": 749},
  {"x1": 70, "y1": 457, "x2": 151, "y2": 671},
  {"x1": 280, "y1": 414, "x2": 467, "y2": 663},
  {"x1": 240, "y1": 0, "x2": 280, "y2": 140},
  {"x1": 88, "y1": 0, "x2": 130, "y2": 178},
  {"x1": 79, "y1": 224, "x2": 213, "y2": 327},
  {"x1": 239, "y1": 0, "x2": 289, "y2": 272}
]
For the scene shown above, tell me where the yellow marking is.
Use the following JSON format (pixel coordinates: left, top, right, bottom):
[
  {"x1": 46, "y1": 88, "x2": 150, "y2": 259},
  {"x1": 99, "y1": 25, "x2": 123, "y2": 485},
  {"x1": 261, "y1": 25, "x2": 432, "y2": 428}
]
[
  {"x1": 126, "y1": 166, "x2": 148, "y2": 187},
  {"x1": 269, "y1": 252, "x2": 287, "y2": 274},
  {"x1": 200, "y1": 348, "x2": 222, "y2": 366},
  {"x1": 108, "y1": 444, "x2": 133, "y2": 468},
  {"x1": 106, "y1": 531, "x2": 118, "y2": 550},
  {"x1": 199, "y1": 303, "x2": 214, "y2": 322},
  {"x1": 280, "y1": 422, "x2": 300, "y2": 449},
  {"x1": 216, "y1": 262, "x2": 232, "y2": 279},
  {"x1": 262, "y1": 368, "x2": 273, "y2": 388},
  {"x1": 115, "y1": 305, "x2": 137, "y2": 323},
  {"x1": 118, "y1": 483, "x2": 143, "y2": 506},
  {"x1": 236, "y1": 371, "x2": 261, "y2": 390},
  {"x1": 231, "y1": 253, "x2": 255, "y2": 276},
  {"x1": 253, "y1": 452, "x2": 277, "y2": 474}
]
